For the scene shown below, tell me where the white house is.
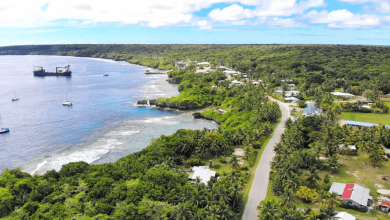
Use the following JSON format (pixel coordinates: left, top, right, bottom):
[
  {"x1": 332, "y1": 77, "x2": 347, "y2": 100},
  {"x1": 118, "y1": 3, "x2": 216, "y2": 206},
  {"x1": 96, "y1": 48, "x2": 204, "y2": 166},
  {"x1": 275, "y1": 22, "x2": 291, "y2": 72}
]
[
  {"x1": 305, "y1": 101, "x2": 315, "y2": 108},
  {"x1": 329, "y1": 182, "x2": 372, "y2": 207},
  {"x1": 188, "y1": 166, "x2": 216, "y2": 185},
  {"x1": 285, "y1": 91, "x2": 300, "y2": 97},
  {"x1": 333, "y1": 212, "x2": 356, "y2": 220},
  {"x1": 330, "y1": 92, "x2": 355, "y2": 99},
  {"x1": 285, "y1": 97, "x2": 300, "y2": 103},
  {"x1": 197, "y1": 62, "x2": 210, "y2": 65}
]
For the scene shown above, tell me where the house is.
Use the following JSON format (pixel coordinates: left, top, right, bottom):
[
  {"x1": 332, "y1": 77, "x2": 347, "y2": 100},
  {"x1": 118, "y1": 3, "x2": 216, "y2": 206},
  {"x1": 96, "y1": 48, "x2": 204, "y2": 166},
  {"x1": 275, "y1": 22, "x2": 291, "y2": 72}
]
[
  {"x1": 346, "y1": 120, "x2": 390, "y2": 129},
  {"x1": 338, "y1": 144, "x2": 357, "y2": 155},
  {"x1": 284, "y1": 91, "x2": 300, "y2": 97},
  {"x1": 274, "y1": 89, "x2": 283, "y2": 95},
  {"x1": 252, "y1": 81, "x2": 260, "y2": 85},
  {"x1": 330, "y1": 92, "x2": 355, "y2": 99},
  {"x1": 197, "y1": 62, "x2": 210, "y2": 65},
  {"x1": 223, "y1": 70, "x2": 240, "y2": 75},
  {"x1": 305, "y1": 101, "x2": 315, "y2": 108},
  {"x1": 285, "y1": 97, "x2": 300, "y2": 103},
  {"x1": 333, "y1": 212, "x2": 356, "y2": 220},
  {"x1": 288, "y1": 84, "x2": 296, "y2": 87},
  {"x1": 188, "y1": 166, "x2": 216, "y2": 185},
  {"x1": 378, "y1": 196, "x2": 390, "y2": 213},
  {"x1": 329, "y1": 182, "x2": 373, "y2": 207},
  {"x1": 302, "y1": 107, "x2": 322, "y2": 117},
  {"x1": 358, "y1": 100, "x2": 374, "y2": 105}
]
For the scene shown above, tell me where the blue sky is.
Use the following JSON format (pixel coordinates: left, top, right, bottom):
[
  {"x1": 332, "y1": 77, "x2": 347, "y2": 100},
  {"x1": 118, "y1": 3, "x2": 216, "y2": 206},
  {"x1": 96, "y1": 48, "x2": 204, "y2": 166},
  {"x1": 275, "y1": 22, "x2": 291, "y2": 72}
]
[{"x1": 0, "y1": 0, "x2": 389, "y2": 45}]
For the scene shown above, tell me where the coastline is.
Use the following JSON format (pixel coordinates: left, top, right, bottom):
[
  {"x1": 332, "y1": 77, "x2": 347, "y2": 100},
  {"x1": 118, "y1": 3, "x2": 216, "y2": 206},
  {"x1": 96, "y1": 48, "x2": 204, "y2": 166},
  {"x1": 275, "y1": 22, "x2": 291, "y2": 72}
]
[{"x1": 21, "y1": 57, "x2": 218, "y2": 175}]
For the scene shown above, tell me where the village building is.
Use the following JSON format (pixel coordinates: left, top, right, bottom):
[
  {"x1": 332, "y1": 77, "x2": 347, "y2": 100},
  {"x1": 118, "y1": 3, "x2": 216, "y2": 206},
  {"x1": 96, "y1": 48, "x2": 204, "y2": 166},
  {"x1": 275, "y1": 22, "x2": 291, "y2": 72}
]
[
  {"x1": 284, "y1": 91, "x2": 300, "y2": 97},
  {"x1": 197, "y1": 62, "x2": 210, "y2": 65},
  {"x1": 346, "y1": 120, "x2": 390, "y2": 129},
  {"x1": 378, "y1": 196, "x2": 390, "y2": 213},
  {"x1": 284, "y1": 97, "x2": 300, "y2": 103},
  {"x1": 329, "y1": 182, "x2": 373, "y2": 207},
  {"x1": 338, "y1": 144, "x2": 357, "y2": 155},
  {"x1": 302, "y1": 107, "x2": 323, "y2": 117},
  {"x1": 333, "y1": 212, "x2": 356, "y2": 220},
  {"x1": 305, "y1": 101, "x2": 315, "y2": 108},
  {"x1": 330, "y1": 92, "x2": 355, "y2": 99},
  {"x1": 188, "y1": 166, "x2": 216, "y2": 185}
]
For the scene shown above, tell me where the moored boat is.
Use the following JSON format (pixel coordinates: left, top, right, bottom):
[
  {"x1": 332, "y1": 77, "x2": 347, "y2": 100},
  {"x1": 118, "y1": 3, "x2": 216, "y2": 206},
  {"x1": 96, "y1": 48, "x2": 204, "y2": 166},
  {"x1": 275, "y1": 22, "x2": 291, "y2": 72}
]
[{"x1": 0, "y1": 114, "x2": 9, "y2": 133}]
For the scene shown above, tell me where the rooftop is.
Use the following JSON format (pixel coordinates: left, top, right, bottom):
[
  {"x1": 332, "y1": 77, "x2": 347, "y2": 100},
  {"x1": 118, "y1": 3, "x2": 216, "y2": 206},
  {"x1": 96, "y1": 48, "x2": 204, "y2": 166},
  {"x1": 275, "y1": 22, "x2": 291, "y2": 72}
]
[
  {"x1": 188, "y1": 166, "x2": 216, "y2": 185},
  {"x1": 333, "y1": 212, "x2": 356, "y2": 220},
  {"x1": 329, "y1": 182, "x2": 370, "y2": 206}
]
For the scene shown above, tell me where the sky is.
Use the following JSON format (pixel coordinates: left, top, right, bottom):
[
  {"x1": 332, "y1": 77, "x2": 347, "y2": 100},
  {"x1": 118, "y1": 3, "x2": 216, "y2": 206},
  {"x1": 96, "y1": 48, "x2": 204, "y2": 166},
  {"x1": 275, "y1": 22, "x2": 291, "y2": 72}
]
[{"x1": 0, "y1": 0, "x2": 389, "y2": 46}]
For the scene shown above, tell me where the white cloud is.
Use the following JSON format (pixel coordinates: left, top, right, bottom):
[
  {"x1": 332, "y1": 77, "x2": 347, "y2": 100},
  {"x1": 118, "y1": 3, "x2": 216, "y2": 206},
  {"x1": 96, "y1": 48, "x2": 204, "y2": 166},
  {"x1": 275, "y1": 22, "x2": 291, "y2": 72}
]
[
  {"x1": 267, "y1": 17, "x2": 305, "y2": 27},
  {"x1": 208, "y1": 4, "x2": 253, "y2": 21},
  {"x1": 253, "y1": 0, "x2": 325, "y2": 17},
  {"x1": 305, "y1": 9, "x2": 381, "y2": 28},
  {"x1": 197, "y1": 20, "x2": 212, "y2": 29},
  {"x1": 364, "y1": 2, "x2": 390, "y2": 13}
]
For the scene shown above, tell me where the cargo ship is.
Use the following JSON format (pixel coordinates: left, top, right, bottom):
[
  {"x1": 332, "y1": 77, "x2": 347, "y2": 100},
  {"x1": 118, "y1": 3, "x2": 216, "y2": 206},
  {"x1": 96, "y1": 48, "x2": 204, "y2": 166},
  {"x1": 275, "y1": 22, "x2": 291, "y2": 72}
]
[{"x1": 33, "y1": 65, "x2": 72, "y2": 76}]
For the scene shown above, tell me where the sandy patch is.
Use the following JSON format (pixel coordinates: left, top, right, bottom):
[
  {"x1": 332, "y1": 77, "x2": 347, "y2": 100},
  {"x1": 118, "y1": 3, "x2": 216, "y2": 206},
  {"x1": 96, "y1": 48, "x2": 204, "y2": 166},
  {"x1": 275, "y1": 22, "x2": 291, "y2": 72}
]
[{"x1": 234, "y1": 148, "x2": 246, "y2": 157}]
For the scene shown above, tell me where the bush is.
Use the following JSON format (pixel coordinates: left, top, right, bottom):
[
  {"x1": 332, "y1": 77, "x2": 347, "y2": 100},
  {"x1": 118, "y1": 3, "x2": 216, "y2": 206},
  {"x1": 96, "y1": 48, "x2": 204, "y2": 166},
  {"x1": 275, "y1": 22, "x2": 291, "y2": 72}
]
[
  {"x1": 213, "y1": 164, "x2": 221, "y2": 169},
  {"x1": 298, "y1": 100, "x2": 307, "y2": 108},
  {"x1": 340, "y1": 202, "x2": 368, "y2": 213},
  {"x1": 252, "y1": 141, "x2": 262, "y2": 149},
  {"x1": 186, "y1": 157, "x2": 203, "y2": 166},
  {"x1": 219, "y1": 156, "x2": 226, "y2": 163}
]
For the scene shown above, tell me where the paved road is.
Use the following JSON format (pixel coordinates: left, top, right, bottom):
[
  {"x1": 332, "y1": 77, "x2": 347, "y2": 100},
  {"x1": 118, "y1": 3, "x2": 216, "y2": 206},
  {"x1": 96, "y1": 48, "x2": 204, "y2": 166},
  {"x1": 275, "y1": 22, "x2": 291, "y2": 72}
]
[{"x1": 242, "y1": 97, "x2": 290, "y2": 220}]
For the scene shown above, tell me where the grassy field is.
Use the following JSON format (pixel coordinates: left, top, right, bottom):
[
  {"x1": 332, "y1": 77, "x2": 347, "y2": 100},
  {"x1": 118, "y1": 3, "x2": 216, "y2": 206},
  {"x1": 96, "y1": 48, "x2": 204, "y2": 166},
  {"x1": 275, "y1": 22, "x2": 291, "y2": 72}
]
[
  {"x1": 339, "y1": 112, "x2": 390, "y2": 125},
  {"x1": 317, "y1": 153, "x2": 390, "y2": 219}
]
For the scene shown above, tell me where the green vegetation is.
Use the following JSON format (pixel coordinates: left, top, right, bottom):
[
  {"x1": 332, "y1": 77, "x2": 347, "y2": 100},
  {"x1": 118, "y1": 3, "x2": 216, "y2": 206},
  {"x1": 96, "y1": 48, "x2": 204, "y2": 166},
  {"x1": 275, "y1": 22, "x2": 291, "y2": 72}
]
[
  {"x1": 260, "y1": 113, "x2": 390, "y2": 219},
  {"x1": 0, "y1": 48, "x2": 281, "y2": 219},
  {"x1": 340, "y1": 111, "x2": 390, "y2": 125}
]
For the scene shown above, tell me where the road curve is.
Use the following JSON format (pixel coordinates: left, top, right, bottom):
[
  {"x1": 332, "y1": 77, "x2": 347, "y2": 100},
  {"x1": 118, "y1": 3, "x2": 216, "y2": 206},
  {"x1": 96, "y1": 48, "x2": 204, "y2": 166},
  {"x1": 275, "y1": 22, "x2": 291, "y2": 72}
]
[{"x1": 242, "y1": 97, "x2": 290, "y2": 220}]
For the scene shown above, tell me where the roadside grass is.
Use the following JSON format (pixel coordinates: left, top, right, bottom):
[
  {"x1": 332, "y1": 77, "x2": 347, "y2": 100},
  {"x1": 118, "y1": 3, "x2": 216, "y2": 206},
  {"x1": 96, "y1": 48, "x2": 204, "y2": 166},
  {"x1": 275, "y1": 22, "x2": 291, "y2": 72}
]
[{"x1": 241, "y1": 119, "x2": 280, "y2": 211}]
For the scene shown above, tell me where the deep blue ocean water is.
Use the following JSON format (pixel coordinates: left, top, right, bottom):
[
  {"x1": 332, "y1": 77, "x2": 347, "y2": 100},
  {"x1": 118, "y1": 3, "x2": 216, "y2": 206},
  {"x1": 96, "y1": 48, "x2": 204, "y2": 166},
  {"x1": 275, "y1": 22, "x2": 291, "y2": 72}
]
[{"x1": 0, "y1": 56, "x2": 218, "y2": 174}]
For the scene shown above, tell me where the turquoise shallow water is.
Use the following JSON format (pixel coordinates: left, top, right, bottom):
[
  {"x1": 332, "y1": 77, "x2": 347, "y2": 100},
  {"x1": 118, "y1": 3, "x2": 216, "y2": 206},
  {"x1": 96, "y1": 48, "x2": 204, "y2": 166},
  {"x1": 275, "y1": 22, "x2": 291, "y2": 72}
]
[{"x1": 0, "y1": 56, "x2": 218, "y2": 174}]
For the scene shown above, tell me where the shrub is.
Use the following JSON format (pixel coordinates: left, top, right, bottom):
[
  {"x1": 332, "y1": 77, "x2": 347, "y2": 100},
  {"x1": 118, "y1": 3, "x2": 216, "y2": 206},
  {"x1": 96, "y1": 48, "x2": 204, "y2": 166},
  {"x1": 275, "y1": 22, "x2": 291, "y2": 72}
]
[
  {"x1": 252, "y1": 141, "x2": 262, "y2": 149},
  {"x1": 298, "y1": 100, "x2": 307, "y2": 108},
  {"x1": 340, "y1": 202, "x2": 368, "y2": 213},
  {"x1": 219, "y1": 156, "x2": 226, "y2": 163},
  {"x1": 213, "y1": 164, "x2": 221, "y2": 169}
]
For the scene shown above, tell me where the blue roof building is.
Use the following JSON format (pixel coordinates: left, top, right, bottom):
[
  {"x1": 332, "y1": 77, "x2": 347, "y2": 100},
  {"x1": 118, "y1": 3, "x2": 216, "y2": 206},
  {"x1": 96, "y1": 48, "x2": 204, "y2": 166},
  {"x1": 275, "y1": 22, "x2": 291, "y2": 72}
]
[
  {"x1": 302, "y1": 107, "x2": 323, "y2": 117},
  {"x1": 346, "y1": 120, "x2": 390, "y2": 129}
]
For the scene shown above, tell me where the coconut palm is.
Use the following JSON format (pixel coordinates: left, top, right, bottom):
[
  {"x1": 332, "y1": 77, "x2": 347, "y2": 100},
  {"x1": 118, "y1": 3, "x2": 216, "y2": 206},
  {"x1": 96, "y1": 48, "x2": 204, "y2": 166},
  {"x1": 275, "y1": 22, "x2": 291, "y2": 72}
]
[
  {"x1": 174, "y1": 202, "x2": 193, "y2": 220},
  {"x1": 229, "y1": 154, "x2": 240, "y2": 170},
  {"x1": 339, "y1": 144, "x2": 349, "y2": 160},
  {"x1": 306, "y1": 167, "x2": 321, "y2": 189},
  {"x1": 257, "y1": 197, "x2": 281, "y2": 220},
  {"x1": 369, "y1": 148, "x2": 384, "y2": 166}
]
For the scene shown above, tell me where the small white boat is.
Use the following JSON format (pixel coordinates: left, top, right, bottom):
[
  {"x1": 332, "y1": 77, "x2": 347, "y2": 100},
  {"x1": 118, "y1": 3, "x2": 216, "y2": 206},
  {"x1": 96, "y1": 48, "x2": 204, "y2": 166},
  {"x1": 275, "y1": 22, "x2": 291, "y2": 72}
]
[
  {"x1": 63, "y1": 92, "x2": 73, "y2": 106},
  {"x1": 0, "y1": 114, "x2": 9, "y2": 134},
  {"x1": 12, "y1": 91, "x2": 19, "y2": 101}
]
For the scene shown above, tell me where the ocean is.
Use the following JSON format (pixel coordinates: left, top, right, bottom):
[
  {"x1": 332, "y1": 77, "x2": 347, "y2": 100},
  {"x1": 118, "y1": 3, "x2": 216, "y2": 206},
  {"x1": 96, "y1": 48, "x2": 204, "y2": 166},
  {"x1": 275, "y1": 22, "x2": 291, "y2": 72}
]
[{"x1": 0, "y1": 55, "x2": 218, "y2": 175}]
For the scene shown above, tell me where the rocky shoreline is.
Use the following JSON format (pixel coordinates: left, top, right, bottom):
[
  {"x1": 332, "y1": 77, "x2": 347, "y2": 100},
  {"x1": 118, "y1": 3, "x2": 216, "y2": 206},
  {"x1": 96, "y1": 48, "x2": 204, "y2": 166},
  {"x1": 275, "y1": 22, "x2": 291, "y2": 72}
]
[{"x1": 136, "y1": 99, "x2": 207, "y2": 110}]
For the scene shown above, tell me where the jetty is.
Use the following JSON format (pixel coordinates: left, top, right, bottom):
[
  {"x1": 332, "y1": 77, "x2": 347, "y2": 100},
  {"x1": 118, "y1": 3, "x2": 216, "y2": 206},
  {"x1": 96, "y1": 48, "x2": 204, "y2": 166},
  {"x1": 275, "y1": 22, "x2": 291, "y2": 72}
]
[{"x1": 145, "y1": 69, "x2": 167, "y2": 75}]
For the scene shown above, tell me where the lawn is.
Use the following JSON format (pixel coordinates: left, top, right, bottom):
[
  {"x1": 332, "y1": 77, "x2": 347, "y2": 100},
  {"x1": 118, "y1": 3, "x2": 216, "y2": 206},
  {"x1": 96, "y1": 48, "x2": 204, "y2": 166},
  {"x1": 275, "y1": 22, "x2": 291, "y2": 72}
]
[
  {"x1": 317, "y1": 153, "x2": 390, "y2": 219},
  {"x1": 339, "y1": 112, "x2": 390, "y2": 126}
]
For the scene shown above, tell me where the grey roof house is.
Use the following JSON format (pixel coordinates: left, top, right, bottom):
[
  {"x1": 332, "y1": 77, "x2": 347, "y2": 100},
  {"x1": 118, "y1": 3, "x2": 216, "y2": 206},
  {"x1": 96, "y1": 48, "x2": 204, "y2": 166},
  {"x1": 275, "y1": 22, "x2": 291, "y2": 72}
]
[{"x1": 302, "y1": 107, "x2": 323, "y2": 117}]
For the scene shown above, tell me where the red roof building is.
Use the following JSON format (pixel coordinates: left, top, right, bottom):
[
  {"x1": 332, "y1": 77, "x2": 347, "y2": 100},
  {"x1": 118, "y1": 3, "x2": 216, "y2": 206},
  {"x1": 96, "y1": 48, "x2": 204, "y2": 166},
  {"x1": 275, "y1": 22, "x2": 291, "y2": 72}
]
[{"x1": 329, "y1": 182, "x2": 372, "y2": 207}]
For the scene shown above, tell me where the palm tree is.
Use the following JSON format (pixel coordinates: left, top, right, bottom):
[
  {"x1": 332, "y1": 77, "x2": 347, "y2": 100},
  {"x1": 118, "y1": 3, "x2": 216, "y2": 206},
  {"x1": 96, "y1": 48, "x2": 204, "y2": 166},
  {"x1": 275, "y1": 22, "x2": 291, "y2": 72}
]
[
  {"x1": 207, "y1": 205, "x2": 220, "y2": 220},
  {"x1": 319, "y1": 203, "x2": 337, "y2": 220},
  {"x1": 339, "y1": 144, "x2": 349, "y2": 160},
  {"x1": 369, "y1": 148, "x2": 384, "y2": 166},
  {"x1": 217, "y1": 200, "x2": 234, "y2": 220},
  {"x1": 257, "y1": 197, "x2": 281, "y2": 220},
  {"x1": 229, "y1": 154, "x2": 240, "y2": 170},
  {"x1": 244, "y1": 145, "x2": 251, "y2": 160},
  {"x1": 306, "y1": 167, "x2": 321, "y2": 189},
  {"x1": 174, "y1": 202, "x2": 193, "y2": 220}
]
